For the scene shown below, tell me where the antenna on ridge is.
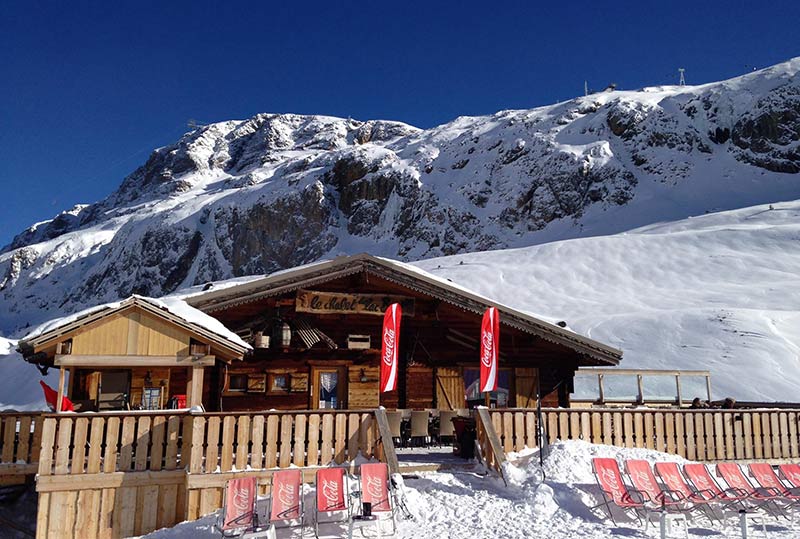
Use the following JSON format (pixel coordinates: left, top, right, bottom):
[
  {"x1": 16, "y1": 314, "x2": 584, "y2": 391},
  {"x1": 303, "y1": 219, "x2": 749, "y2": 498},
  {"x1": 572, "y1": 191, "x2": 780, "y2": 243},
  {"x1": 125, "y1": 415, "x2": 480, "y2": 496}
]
[
  {"x1": 678, "y1": 68, "x2": 686, "y2": 86},
  {"x1": 187, "y1": 119, "x2": 207, "y2": 130}
]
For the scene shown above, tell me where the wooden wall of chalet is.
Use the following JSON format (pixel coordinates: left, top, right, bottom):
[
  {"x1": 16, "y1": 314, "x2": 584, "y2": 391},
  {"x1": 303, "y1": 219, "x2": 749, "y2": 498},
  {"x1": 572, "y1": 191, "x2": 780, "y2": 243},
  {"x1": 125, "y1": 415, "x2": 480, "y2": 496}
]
[{"x1": 70, "y1": 308, "x2": 191, "y2": 356}]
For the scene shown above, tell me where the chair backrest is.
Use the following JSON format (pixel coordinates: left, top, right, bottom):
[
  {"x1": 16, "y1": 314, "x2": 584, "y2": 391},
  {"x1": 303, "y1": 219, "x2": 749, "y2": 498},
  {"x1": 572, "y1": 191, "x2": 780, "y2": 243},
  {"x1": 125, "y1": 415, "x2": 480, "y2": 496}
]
[
  {"x1": 625, "y1": 460, "x2": 661, "y2": 503},
  {"x1": 683, "y1": 464, "x2": 723, "y2": 496},
  {"x1": 654, "y1": 462, "x2": 693, "y2": 499},
  {"x1": 592, "y1": 458, "x2": 631, "y2": 505},
  {"x1": 410, "y1": 411, "x2": 429, "y2": 437},
  {"x1": 386, "y1": 411, "x2": 403, "y2": 438},
  {"x1": 749, "y1": 463, "x2": 783, "y2": 491},
  {"x1": 456, "y1": 408, "x2": 470, "y2": 417},
  {"x1": 316, "y1": 467, "x2": 347, "y2": 513},
  {"x1": 779, "y1": 464, "x2": 800, "y2": 488},
  {"x1": 270, "y1": 469, "x2": 303, "y2": 522},
  {"x1": 360, "y1": 462, "x2": 391, "y2": 513},
  {"x1": 222, "y1": 476, "x2": 257, "y2": 531},
  {"x1": 716, "y1": 463, "x2": 753, "y2": 493},
  {"x1": 439, "y1": 411, "x2": 457, "y2": 437},
  {"x1": 398, "y1": 408, "x2": 412, "y2": 420},
  {"x1": 426, "y1": 408, "x2": 440, "y2": 418}
]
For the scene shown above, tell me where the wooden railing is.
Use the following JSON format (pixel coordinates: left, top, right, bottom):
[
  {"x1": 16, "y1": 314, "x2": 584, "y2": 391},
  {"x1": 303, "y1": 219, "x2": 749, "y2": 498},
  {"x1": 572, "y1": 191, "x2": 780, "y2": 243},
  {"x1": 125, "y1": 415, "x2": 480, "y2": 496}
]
[
  {"x1": 34, "y1": 409, "x2": 391, "y2": 539},
  {"x1": 0, "y1": 412, "x2": 44, "y2": 484},
  {"x1": 487, "y1": 408, "x2": 800, "y2": 462},
  {"x1": 475, "y1": 408, "x2": 506, "y2": 484}
]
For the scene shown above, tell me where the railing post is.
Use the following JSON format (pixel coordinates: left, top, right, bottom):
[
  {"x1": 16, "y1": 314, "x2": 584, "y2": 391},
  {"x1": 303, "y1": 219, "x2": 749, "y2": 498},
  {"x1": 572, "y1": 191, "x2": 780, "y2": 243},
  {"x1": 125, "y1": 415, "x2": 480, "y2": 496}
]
[
  {"x1": 373, "y1": 409, "x2": 400, "y2": 475},
  {"x1": 598, "y1": 374, "x2": 605, "y2": 404}
]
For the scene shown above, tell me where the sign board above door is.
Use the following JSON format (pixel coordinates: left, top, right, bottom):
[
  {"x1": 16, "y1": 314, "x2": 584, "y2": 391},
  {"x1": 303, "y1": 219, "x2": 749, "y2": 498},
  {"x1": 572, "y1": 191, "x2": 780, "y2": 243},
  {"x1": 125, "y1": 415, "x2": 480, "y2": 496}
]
[{"x1": 296, "y1": 289, "x2": 415, "y2": 317}]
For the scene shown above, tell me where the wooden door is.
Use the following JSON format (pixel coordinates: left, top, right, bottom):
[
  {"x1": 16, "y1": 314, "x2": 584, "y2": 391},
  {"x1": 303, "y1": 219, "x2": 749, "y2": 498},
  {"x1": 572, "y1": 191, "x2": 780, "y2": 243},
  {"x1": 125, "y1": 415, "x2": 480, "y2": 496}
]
[
  {"x1": 435, "y1": 367, "x2": 465, "y2": 410},
  {"x1": 310, "y1": 366, "x2": 347, "y2": 409},
  {"x1": 514, "y1": 368, "x2": 539, "y2": 408}
]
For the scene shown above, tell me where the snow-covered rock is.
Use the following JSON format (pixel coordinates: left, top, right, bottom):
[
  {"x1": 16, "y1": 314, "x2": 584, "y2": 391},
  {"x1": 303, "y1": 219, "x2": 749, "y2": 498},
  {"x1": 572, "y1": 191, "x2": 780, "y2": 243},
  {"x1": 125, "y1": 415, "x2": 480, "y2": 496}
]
[{"x1": 1, "y1": 59, "x2": 799, "y2": 334}]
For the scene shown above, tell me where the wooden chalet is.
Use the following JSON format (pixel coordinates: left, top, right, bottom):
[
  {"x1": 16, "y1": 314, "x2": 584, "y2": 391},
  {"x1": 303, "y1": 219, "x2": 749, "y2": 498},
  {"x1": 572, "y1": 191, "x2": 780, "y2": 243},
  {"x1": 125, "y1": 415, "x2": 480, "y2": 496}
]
[
  {"x1": 19, "y1": 254, "x2": 622, "y2": 412},
  {"x1": 186, "y1": 254, "x2": 622, "y2": 411},
  {"x1": 18, "y1": 296, "x2": 249, "y2": 412}
]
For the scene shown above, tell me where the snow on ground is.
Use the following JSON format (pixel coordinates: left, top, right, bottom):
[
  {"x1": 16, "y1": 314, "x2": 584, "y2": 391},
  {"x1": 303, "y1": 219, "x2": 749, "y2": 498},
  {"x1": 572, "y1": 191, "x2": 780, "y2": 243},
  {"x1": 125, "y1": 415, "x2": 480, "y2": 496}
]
[
  {"x1": 137, "y1": 440, "x2": 799, "y2": 539},
  {"x1": 414, "y1": 199, "x2": 800, "y2": 402}
]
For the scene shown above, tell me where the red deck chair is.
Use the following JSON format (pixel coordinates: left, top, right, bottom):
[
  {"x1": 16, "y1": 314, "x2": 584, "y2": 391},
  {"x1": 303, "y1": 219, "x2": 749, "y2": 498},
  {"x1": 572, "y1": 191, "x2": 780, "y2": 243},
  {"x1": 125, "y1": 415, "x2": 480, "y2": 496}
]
[
  {"x1": 683, "y1": 463, "x2": 749, "y2": 512},
  {"x1": 716, "y1": 463, "x2": 782, "y2": 518},
  {"x1": 748, "y1": 463, "x2": 800, "y2": 513},
  {"x1": 590, "y1": 458, "x2": 647, "y2": 525},
  {"x1": 217, "y1": 476, "x2": 259, "y2": 537},
  {"x1": 269, "y1": 469, "x2": 304, "y2": 531},
  {"x1": 356, "y1": 463, "x2": 396, "y2": 536},
  {"x1": 778, "y1": 464, "x2": 800, "y2": 491},
  {"x1": 654, "y1": 462, "x2": 722, "y2": 523},
  {"x1": 314, "y1": 467, "x2": 350, "y2": 538},
  {"x1": 625, "y1": 460, "x2": 684, "y2": 510}
]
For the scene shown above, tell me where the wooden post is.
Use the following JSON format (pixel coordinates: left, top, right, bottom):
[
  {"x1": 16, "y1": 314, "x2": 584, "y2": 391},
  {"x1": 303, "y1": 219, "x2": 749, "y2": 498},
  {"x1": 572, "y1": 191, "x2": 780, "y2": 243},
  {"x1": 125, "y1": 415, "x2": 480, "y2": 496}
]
[
  {"x1": 706, "y1": 376, "x2": 713, "y2": 402},
  {"x1": 373, "y1": 408, "x2": 400, "y2": 475},
  {"x1": 675, "y1": 374, "x2": 683, "y2": 407},
  {"x1": 485, "y1": 392, "x2": 490, "y2": 408},
  {"x1": 55, "y1": 367, "x2": 66, "y2": 413},
  {"x1": 187, "y1": 366, "x2": 204, "y2": 408},
  {"x1": 598, "y1": 374, "x2": 605, "y2": 404},
  {"x1": 636, "y1": 374, "x2": 644, "y2": 404}
]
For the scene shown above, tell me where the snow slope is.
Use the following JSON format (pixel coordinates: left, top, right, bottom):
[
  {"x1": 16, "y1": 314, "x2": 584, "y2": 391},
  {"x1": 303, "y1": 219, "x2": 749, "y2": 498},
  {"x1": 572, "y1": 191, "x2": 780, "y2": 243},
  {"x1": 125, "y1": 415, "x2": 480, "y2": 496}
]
[
  {"x1": 0, "y1": 337, "x2": 60, "y2": 410},
  {"x1": 414, "y1": 199, "x2": 800, "y2": 402},
  {"x1": 136, "y1": 440, "x2": 800, "y2": 539},
  {"x1": 1, "y1": 58, "x2": 799, "y2": 334}
]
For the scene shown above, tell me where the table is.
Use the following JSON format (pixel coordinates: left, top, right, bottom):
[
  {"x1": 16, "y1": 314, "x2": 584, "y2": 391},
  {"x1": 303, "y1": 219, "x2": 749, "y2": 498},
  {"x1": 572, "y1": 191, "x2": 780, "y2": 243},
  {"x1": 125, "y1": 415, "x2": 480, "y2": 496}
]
[
  {"x1": 347, "y1": 515, "x2": 382, "y2": 539},
  {"x1": 738, "y1": 510, "x2": 767, "y2": 539},
  {"x1": 658, "y1": 512, "x2": 688, "y2": 539}
]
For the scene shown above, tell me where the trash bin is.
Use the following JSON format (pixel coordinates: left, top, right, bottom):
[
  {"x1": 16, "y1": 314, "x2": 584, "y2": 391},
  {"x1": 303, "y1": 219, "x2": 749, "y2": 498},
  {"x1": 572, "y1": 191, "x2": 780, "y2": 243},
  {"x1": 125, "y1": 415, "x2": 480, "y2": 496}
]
[{"x1": 452, "y1": 416, "x2": 476, "y2": 459}]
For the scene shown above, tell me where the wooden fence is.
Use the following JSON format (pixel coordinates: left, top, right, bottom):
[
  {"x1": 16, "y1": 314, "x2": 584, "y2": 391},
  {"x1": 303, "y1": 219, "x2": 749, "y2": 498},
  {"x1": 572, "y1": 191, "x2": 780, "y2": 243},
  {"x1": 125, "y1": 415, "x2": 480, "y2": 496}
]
[
  {"x1": 486, "y1": 408, "x2": 800, "y2": 462},
  {"x1": 34, "y1": 409, "x2": 389, "y2": 539},
  {"x1": 0, "y1": 412, "x2": 44, "y2": 485}
]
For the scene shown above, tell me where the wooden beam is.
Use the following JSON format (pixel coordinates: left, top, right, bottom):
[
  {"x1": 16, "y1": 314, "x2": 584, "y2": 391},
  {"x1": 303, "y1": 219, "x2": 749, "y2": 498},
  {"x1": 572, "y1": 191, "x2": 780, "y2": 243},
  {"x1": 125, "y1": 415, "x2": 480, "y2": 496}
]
[
  {"x1": 373, "y1": 408, "x2": 400, "y2": 475},
  {"x1": 187, "y1": 366, "x2": 204, "y2": 408},
  {"x1": 56, "y1": 368, "x2": 65, "y2": 413},
  {"x1": 54, "y1": 354, "x2": 215, "y2": 367}
]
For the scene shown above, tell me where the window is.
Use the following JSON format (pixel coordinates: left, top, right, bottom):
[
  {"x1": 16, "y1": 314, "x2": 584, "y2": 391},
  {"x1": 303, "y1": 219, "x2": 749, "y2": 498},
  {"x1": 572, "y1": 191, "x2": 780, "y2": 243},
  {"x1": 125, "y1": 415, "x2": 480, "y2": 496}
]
[
  {"x1": 463, "y1": 368, "x2": 511, "y2": 408},
  {"x1": 229, "y1": 374, "x2": 248, "y2": 392},
  {"x1": 268, "y1": 373, "x2": 289, "y2": 393},
  {"x1": 141, "y1": 387, "x2": 162, "y2": 410}
]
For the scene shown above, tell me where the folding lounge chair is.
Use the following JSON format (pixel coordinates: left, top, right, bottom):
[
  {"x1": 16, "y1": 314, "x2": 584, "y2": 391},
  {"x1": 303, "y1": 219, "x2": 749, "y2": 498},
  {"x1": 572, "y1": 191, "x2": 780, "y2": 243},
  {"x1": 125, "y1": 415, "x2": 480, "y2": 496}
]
[
  {"x1": 217, "y1": 476, "x2": 260, "y2": 537},
  {"x1": 748, "y1": 463, "x2": 800, "y2": 513},
  {"x1": 683, "y1": 463, "x2": 750, "y2": 513},
  {"x1": 314, "y1": 467, "x2": 350, "y2": 538},
  {"x1": 269, "y1": 469, "x2": 304, "y2": 532},
  {"x1": 351, "y1": 462, "x2": 396, "y2": 536},
  {"x1": 716, "y1": 463, "x2": 783, "y2": 518},
  {"x1": 591, "y1": 458, "x2": 648, "y2": 525},
  {"x1": 625, "y1": 460, "x2": 685, "y2": 510},
  {"x1": 778, "y1": 464, "x2": 800, "y2": 491},
  {"x1": 654, "y1": 462, "x2": 722, "y2": 523}
]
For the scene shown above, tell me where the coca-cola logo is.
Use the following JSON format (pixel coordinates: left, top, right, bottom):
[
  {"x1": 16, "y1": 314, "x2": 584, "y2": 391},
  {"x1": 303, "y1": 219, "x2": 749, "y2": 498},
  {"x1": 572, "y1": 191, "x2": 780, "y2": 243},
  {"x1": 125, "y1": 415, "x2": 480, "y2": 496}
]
[
  {"x1": 600, "y1": 468, "x2": 625, "y2": 502},
  {"x1": 480, "y1": 331, "x2": 493, "y2": 368},
  {"x1": 789, "y1": 471, "x2": 800, "y2": 485},
  {"x1": 383, "y1": 328, "x2": 396, "y2": 366},
  {"x1": 231, "y1": 484, "x2": 252, "y2": 513},
  {"x1": 366, "y1": 476, "x2": 383, "y2": 501},
  {"x1": 321, "y1": 479, "x2": 340, "y2": 507},
  {"x1": 277, "y1": 483, "x2": 296, "y2": 512},
  {"x1": 693, "y1": 474, "x2": 711, "y2": 490}
]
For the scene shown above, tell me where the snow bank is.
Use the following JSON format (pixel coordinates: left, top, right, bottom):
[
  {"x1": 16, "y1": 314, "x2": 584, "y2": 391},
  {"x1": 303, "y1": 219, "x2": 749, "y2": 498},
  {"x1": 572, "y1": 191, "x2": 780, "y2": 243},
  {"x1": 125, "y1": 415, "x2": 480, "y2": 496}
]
[{"x1": 0, "y1": 337, "x2": 58, "y2": 411}]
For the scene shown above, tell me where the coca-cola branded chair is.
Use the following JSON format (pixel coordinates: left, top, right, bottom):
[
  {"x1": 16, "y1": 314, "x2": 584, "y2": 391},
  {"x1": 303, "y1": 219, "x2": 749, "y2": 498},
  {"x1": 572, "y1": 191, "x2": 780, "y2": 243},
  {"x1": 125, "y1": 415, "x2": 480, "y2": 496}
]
[
  {"x1": 217, "y1": 476, "x2": 261, "y2": 537},
  {"x1": 268, "y1": 469, "x2": 304, "y2": 532},
  {"x1": 314, "y1": 467, "x2": 351, "y2": 538},
  {"x1": 350, "y1": 462, "x2": 396, "y2": 537}
]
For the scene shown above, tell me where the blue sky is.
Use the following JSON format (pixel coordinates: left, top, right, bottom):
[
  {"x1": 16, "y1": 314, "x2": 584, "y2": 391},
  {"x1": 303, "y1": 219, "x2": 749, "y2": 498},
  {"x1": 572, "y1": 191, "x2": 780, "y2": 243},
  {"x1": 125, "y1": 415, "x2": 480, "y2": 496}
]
[{"x1": 1, "y1": 1, "x2": 798, "y2": 246}]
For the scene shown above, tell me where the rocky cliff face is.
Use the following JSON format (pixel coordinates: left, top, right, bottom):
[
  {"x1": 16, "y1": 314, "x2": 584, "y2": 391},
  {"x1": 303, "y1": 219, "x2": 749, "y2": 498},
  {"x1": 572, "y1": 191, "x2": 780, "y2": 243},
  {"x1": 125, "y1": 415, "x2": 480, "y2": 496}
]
[{"x1": 2, "y1": 59, "x2": 799, "y2": 334}]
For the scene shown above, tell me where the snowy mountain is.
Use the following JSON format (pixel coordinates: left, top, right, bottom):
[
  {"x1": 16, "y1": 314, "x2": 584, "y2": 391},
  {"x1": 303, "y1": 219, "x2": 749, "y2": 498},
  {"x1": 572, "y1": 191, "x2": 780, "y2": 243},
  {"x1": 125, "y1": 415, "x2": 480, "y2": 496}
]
[{"x1": 1, "y1": 59, "x2": 799, "y2": 334}]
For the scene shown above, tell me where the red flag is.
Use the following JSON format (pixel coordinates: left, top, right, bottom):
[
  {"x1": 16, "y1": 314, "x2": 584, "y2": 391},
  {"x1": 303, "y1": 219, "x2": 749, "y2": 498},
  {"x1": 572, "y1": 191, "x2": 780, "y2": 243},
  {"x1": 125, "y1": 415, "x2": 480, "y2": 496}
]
[
  {"x1": 380, "y1": 303, "x2": 402, "y2": 393},
  {"x1": 479, "y1": 306, "x2": 499, "y2": 393},
  {"x1": 39, "y1": 380, "x2": 75, "y2": 412}
]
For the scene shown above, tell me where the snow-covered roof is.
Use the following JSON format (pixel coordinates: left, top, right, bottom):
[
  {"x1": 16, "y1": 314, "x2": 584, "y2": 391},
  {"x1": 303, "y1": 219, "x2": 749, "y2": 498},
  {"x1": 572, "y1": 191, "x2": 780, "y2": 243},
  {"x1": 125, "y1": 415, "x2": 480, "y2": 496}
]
[
  {"x1": 188, "y1": 253, "x2": 622, "y2": 365},
  {"x1": 22, "y1": 295, "x2": 250, "y2": 353}
]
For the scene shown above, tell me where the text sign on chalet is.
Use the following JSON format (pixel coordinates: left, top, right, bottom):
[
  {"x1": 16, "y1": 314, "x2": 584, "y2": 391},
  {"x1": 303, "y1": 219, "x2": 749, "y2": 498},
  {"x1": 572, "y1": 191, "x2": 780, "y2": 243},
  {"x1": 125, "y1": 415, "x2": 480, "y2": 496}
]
[{"x1": 295, "y1": 289, "x2": 415, "y2": 317}]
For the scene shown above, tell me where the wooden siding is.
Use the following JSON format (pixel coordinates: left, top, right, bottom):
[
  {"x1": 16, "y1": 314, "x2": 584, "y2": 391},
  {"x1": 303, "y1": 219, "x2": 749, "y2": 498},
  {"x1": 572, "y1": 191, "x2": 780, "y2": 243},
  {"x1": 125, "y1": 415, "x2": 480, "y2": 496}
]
[
  {"x1": 514, "y1": 368, "x2": 538, "y2": 408},
  {"x1": 70, "y1": 309, "x2": 191, "y2": 357},
  {"x1": 348, "y1": 365, "x2": 379, "y2": 409}
]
